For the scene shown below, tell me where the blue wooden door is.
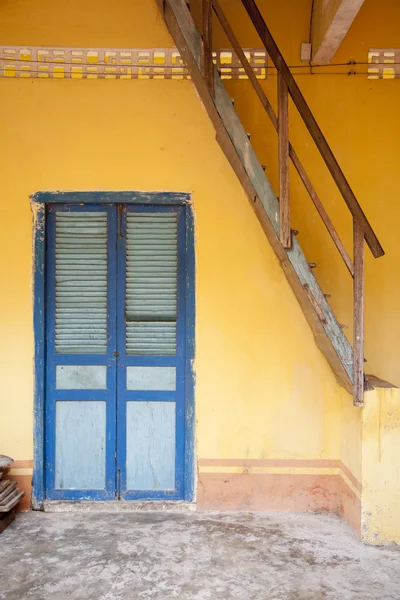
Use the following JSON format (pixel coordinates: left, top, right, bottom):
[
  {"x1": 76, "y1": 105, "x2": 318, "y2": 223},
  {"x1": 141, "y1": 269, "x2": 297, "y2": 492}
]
[
  {"x1": 116, "y1": 205, "x2": 186, "y2": 499},
  {"x1": 45, "y1": 203, "x2": 188, "y2": 501}
]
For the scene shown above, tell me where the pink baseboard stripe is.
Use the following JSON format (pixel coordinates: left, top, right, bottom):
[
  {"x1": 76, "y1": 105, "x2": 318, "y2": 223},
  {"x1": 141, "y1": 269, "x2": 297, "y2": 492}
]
[{"x1": 198, "y1": 457, "x2": 361, "y2": 535}]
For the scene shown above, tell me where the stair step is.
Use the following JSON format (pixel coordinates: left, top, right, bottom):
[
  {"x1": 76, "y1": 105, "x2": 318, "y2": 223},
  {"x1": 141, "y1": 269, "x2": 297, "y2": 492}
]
[
  {"x1": 324, "y1": 293, "x2": 331, "y2": 298},
  {"x1": 292, "y1": 229, "x2": 299, "y2": 236},
  {"x1": 308, "y1": 262, "x2": 317, "y2": 269},
  {"x1": 246, "y1": 132, "x2": 251, "y2": 140}
]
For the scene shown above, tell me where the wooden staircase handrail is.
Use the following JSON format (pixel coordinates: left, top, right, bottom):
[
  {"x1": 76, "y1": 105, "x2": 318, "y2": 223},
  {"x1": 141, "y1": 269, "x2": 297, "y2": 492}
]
[
  {"x1": 240, "y1": 0, "x2": 384, "y2": 259},
  {"x1": 211, "y1": 0, "x2": 354, "y2": 276},
  {"x1": 208, "y1": 0, "x2": 384, "y2": 404},
  {"x1": 158, "y1": 0, "x2": 374, "y2": 405}
]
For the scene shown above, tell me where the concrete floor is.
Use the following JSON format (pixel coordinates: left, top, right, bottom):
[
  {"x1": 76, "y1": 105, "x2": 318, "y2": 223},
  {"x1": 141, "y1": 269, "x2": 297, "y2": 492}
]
[{"x1": 1, "y1": 511, "x2": 400, "y2": 600}]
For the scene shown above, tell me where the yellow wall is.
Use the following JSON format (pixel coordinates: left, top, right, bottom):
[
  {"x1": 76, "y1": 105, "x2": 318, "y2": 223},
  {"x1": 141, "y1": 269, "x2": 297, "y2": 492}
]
[
  {"x1": 362, "y1": 388, "x2": 400, "y2": 545},
  {"x1": 341, "y1": 395, "x2": 362, "y2": 484},
  {"x1": 0, "y1": 76, "x2": 348, "y2": 465},
  {"x1": 1, "y1": 0, "x2": 397, "y2": 539},
  {"x1": 0, "y1": 0, "x2": 350, "y2": 473},
  {"x1": 202, "y1": 0, "x2": 400, "y2": 387},
  {"x1": 0, "y1": 0, "x2": 172, "y2": 47}
]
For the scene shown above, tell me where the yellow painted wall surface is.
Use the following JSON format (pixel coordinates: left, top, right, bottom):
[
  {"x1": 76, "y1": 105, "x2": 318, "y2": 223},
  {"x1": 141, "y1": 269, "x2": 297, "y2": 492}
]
[
  {"x1": 362, "y1": 388, "x2": 400, "y2": 545},
  {"x1": 0, "y1": 77, "x2": 347, "y2": 465},
  {"x1": 341, "y1": 394, "x2": 362, "y2": 484},
  {"x1": 0, "y1": 0, "x2": 391, "y2": 537},
  {"x1": 201, "y1": 0, "x2": 400, "y2": 387},
  {"x1": 0, "y1": 0, "x2": 351, "y2": 472},
  {"x1": 0, "y1": 0, "x2": 172, "y2": 47}
]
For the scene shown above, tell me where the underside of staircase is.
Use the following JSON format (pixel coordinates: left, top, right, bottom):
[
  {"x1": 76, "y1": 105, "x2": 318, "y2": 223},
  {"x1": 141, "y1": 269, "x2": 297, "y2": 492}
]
[{"x1": 156, "y1": 0, "x2": 384, "y2": 403}]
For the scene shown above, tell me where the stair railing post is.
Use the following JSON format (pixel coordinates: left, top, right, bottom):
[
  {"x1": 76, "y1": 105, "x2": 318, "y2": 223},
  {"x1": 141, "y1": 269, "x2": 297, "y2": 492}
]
[
  {"x1": 353, "y1": 219, "x2": 365, "y2": 406},
  {"x1": 278, "y1": 71, "x2": 291, "y2": 249},
  {"x1": 202, "y1": 0, "x2": 214, "y2": 97}
]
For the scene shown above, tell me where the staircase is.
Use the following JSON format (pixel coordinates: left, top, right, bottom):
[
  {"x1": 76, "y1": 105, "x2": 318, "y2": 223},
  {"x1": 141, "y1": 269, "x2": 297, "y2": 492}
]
[{"x1": 156, "y1": 0, "x2": 384, "y2": 405}]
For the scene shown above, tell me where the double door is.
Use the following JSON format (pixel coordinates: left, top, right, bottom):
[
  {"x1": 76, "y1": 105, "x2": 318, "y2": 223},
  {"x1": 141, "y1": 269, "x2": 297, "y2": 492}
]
[{"x1": 45, "y1": 203, "x2": 188, "y2": 500}]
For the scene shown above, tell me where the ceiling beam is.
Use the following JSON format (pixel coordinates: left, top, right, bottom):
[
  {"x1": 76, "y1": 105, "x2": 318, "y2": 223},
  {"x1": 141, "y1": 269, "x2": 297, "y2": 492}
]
[{"x1": 311, "y1": 0, "x2": 366, "y2": 64}]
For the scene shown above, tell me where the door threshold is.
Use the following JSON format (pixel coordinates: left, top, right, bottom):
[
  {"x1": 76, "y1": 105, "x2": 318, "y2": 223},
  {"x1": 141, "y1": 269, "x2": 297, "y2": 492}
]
[{"x1": 42, "y1": 500, "x2": 197, "y2": 513}]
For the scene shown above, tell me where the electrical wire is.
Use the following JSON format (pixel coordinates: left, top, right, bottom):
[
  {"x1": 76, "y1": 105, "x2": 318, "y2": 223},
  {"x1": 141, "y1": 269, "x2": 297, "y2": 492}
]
[
  {"x1": 0, "y1": 56, "x2": 387, "y2": 79},
  {"x1": 0, "y1": 55, "x2": 387, "y2": 68},
  {"x1": 0, "y1": 68, "x2": 372, "y2": 77}
]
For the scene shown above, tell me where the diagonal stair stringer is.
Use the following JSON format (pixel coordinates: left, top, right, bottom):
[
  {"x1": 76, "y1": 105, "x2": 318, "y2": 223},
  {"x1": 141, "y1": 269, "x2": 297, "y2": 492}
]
[{"x1": 156, "y1": 0, "x2": 354, "y2": 393}]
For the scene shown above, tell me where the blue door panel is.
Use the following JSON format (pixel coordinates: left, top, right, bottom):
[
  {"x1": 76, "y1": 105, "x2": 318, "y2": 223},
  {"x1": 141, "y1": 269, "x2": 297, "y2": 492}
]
[
  {"x1": 45, "y1": 204, "x2": 117, "y2": 500},
  {"x1": 117, "y1": 205, "x2": 186, "y2": 500},
  {"x1": 45, "y1": 203, "x2": 188, "y2": 501}
]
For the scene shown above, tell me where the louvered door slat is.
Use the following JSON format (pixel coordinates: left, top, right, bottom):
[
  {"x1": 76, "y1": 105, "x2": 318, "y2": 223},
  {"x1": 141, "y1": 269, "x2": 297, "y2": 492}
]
[
  {"x1": 126, "y1": 213, "x2": 178, "y2": 355},
  {"x1": 55, "y1": 212, "x2": 108, "y2": 354}
]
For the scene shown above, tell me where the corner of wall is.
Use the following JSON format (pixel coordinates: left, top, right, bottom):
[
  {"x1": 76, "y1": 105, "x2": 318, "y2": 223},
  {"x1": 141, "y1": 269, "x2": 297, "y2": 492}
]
[
  {"x1": 361, "y1": 387, "x2": 400, "y2": 545},
  {"x1": 339, "y1": 391, "x2": 362, "y2": 536}
]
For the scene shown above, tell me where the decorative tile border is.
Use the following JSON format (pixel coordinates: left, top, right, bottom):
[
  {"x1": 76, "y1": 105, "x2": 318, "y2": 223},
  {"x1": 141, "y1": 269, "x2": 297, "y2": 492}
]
[
  {"x1": 368, "y1": 49, "x2": 399, "y2": 79},
  {"x1": 0, "y1": 46, "x2": 267, "y2": 80}
]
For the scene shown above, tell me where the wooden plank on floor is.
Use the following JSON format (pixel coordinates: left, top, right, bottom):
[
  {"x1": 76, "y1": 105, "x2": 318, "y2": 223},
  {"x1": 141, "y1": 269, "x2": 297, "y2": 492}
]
[
  {"x1": 0, "y1": 509, "x2": 16, "y2": 534},
  {"x1": 0, "y1": 481, "x2": 16, "y2": 503},
  {"x1": 0, "y1": 490, "x2": 25, "y2": 512}
]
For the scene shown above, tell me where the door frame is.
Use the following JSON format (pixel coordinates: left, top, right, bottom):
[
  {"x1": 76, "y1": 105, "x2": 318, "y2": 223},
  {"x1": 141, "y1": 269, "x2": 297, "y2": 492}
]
[{"x1": 31, "y1": 191, "x2": 195, "y2": 509}]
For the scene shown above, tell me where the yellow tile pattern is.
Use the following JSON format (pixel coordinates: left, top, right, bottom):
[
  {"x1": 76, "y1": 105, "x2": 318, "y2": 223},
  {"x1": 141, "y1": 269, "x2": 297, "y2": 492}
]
[
  {"x1": 368, "y1": 49, "x2": 398, "y2": 79},
  {"x1": 0, "y1": 46, "x2": 267, "y2": 80}
]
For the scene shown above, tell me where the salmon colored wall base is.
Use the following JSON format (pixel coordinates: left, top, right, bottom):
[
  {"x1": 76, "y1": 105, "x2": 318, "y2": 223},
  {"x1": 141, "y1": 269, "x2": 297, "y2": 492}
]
[
  {"x1": 10, "y1": 467, "x2": 361, "y2": 522},
  {"x1": 198, "y1": 473, "x2": 341, "y2": 512},
  {"x1": 339, "y1": 477, "x2": 361, "y2": 535},
  {"x1": 198, "y1": 458, "x2": 361, "y2": 532}
]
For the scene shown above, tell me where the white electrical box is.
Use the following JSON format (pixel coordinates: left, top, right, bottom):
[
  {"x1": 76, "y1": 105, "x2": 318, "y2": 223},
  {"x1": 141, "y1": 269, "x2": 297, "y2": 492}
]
[{"x1": 301, "y1": 43, "x2": 312, "y2": 62}]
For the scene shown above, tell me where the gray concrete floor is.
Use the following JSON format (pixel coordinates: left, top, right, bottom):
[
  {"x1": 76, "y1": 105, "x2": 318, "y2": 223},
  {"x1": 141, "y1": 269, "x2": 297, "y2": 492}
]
[{"x1": 1, "y1": 511, "x2": 400, "y2": 600}]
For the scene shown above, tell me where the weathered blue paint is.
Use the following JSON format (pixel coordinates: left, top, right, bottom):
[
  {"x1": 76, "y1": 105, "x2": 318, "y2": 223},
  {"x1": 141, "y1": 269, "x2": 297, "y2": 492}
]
[
  {"x1": 55, "y1": 401, "x2": 106, "y2": 490},
  {"x1": 33, "y1": 192, "x2": 195, "y2": 505},
  {"x1": 30, "y1": 191, "x2": 191, "y2": 205},
  {"x1": 126, "y1": 401, "x2": 176, "y2": 491},
  {"x1": 32, "y1": 203, "x2": 46, "y2": 510},
  {"x1": 56, "y1": 365, "x2": 108, "y2": 390},
  {"x1": 117, "y1": 204, "x2": 187, "y2": 500},
  {"x1": 184, "y1": 206, "x2": 196, "y2": 502},
  {"x1": 126, "y1": 366, "x2": 176, "y2": 391},
  {"x1": 45, "y1": 204, "x2": 117, "y2": 500}
]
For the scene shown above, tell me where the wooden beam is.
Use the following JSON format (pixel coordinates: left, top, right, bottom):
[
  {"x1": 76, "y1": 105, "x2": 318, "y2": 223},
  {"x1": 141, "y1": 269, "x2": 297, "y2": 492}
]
[
  {"x1": 353, "y1": 220, "x2": 365, "y2": 406},
  {"x1": 289, "y1": 146, "x2": 354, "y2": 277},
  {"x1": 212, "y1": 0, "x2": 277, "y2": 128},
  {"x1": 202, "y1": 0, "x2": 214, "y2": 95},
  {"x1": 312, "y1": 0, "x2": 366, "y2": 65},
  {"x1": 241, "y1": 0, "x2": 384, "y2": 259},
  {"x1": 278, "y1": 72, "x2": 291, "y2": 249}
]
